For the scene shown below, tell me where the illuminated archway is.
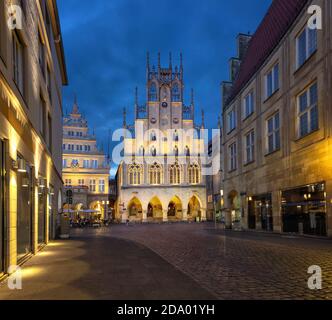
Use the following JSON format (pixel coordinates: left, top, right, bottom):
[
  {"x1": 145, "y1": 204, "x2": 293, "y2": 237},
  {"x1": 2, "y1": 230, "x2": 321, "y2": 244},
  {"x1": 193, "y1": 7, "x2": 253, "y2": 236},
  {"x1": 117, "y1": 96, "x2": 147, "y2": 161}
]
[
  {"x1": 147, "y1": 197, "x2": 163, "y2": 220},
  {"x1": 168, "y1": 196, "x2": 183, "y2": 220},
  {"x1": 187, "y1": 195, "x2": 202, "y2": 221},
  {"x1": 127, "y1": 197, "x2": 143, "y2": 220}
]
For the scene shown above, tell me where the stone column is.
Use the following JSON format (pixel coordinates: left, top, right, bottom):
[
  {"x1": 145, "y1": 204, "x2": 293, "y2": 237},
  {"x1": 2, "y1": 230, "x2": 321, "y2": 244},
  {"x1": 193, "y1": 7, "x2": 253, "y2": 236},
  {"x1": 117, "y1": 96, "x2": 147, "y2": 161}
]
[
  {"x1": 201, "y1": 209, "x2": 207, "y2": 222},
  {"x1": 142, "y1": 209, "x2": 147, "y2": 223},
  {"x1": 225, "y1": 209, "x2": 232, "y2": 229},
  {"x1": 182, "y1": 209, "x2": 188, "y2": 222},
  {"x1": 163, "y1": 210, "x2": 168, "y2": 223}
]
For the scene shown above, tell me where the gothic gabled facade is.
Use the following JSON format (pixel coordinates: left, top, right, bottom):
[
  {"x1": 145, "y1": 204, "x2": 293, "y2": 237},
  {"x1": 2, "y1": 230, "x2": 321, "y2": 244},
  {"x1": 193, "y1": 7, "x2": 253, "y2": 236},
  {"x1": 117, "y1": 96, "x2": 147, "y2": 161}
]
[{"x1": 116, "y1": 53, "x2": 207, "y2": 223}]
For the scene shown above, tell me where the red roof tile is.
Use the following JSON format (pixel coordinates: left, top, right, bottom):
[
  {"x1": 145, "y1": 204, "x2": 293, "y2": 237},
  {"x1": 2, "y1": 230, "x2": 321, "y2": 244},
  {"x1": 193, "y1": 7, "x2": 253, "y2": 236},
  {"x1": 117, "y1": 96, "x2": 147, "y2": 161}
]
[{"x1": 226, "y1": 0, "x2": 309, "y2": 106}]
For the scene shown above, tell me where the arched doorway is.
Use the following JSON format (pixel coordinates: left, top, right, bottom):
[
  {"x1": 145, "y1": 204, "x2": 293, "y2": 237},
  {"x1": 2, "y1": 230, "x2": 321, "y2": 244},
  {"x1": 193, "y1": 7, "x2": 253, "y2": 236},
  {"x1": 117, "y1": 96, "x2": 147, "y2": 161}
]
[
  {"x1": 127, "y1": 197, "x2": 143, "y2": 221},
  {"x1": 147, "y1": 197, "x2": 163, "y2": 221},
  {"x1": 188, "y1": 195, "x2": 202, "y2": 222},
  {"x1": 168, "y1": 196, "x2": 182, "y2": 220}
]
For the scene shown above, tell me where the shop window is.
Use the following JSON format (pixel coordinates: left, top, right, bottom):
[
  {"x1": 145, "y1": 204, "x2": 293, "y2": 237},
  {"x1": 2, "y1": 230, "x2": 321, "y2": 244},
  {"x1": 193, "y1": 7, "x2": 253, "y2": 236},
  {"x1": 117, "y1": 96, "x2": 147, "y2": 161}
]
[
  {"x1": 248, "y1": 194, "x2": 273, "y2": 231},
  {"x1": 281, "y1": 183, "x2": 326, "y2": 236}
]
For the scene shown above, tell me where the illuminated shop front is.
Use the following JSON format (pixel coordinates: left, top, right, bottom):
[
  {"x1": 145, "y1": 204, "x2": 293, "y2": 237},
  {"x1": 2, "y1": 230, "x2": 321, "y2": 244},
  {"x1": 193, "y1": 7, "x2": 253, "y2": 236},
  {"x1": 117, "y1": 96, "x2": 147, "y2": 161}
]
[
  {"x1": 16, "y1": 156, "x2": 33, "y2": 261},
  {"x1": 38, "y1": 178, "x2": 47, "y2": 245},
  {"x1": 248, "y1": 194, "x2": 273, "y2": 231},
  {"x1": 282, "y1": 183, "x2": 327, "y2": 236},
  {"x1": 0, "y1": 140, "x2": 4, "y2": 274}
]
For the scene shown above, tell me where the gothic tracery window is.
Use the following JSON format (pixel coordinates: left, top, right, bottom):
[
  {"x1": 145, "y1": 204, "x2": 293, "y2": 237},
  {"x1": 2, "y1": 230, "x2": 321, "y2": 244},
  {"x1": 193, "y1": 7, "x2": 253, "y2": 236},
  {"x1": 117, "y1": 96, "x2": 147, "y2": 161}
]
[
  {"x1": 169, "y1": 163, "x2": 181, "y2": 185},
  {"x1": 172, "y1": 83, "x2": 181, "y2": 102},
  {"x1": 149, "y1": 83, "x2": 157, "y2": 101},
  {"x1": 149, "y1": 163, "x2": 163, "y2": 185},
  {"x1": 188, "y1": 163, "x2": 201, "y2": 184},
  {"x1": 128, "y1": 163, "x2": 143, "y2": 185}
]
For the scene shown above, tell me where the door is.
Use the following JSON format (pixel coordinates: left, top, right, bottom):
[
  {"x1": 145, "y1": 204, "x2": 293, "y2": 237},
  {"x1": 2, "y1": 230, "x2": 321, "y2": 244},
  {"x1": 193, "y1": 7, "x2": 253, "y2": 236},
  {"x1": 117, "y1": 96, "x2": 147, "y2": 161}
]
[{"x1": 0, "y1": 140, "x2": 4, "y2": 273}]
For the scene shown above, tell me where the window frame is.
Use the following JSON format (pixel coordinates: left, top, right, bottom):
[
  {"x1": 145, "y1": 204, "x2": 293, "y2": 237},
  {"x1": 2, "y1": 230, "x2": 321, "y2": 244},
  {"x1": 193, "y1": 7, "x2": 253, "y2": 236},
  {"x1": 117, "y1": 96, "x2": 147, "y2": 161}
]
[
  {"x1": 266, "y1": 111, "x2": 281, "y2": 154},
  {"x1": 296, "y1": 25, "x2": 317, "y2": 70},
  {"x1": 245, "y1": 130, "x2": 255, "y2": 164},
  {"x1": 297, "y1": 82, "x2": 318, "y2": 139},
  {"x1": 265, "y1": 63, "x2": 279, "y2": 99}
]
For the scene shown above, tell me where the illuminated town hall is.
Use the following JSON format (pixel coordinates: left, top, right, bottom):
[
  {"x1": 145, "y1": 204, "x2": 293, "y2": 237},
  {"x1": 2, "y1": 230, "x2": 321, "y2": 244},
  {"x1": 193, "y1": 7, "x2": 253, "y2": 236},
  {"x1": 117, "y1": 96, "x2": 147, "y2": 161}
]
[{"x1": 116, "y1": 54, "x2": 207, "y2": 223}]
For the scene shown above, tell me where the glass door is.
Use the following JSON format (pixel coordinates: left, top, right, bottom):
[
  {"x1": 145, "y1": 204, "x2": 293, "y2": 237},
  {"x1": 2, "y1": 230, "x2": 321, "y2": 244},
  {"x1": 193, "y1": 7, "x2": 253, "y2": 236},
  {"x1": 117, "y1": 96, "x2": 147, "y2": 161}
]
[{"x1": 0, "y1": 140, "x2": 4, "y2": 273}]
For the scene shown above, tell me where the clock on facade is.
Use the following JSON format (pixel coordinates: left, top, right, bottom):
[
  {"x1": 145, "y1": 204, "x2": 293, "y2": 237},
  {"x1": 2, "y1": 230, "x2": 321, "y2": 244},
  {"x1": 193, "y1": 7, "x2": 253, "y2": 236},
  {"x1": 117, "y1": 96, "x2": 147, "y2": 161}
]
[
  {"x1": 150, "y1": 118, "x2": 157, "y2": 124},
  {"x1": 162, "y1": 102, "x2": 168, "y2": 108}
]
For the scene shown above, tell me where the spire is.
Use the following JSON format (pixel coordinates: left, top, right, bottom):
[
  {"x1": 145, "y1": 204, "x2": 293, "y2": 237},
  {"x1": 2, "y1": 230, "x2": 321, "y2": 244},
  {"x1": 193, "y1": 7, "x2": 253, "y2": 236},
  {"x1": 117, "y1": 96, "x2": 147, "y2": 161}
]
[
  {"x1": 135, "y1": 87, "x2": 138, "y2": 119},
  {"x1": 201, "y1": 109, "x2": 205, "y2": 129},
  {"x1": 72, "y1": 94, "x2": 79, "y2": 114},
  {"x1": 180, "y1": 52, "x2": 183, "y2": 80},
  {"x1": 158, "y1": 52, "x2": 161, "y2": 70},
  {"x1": 191, "y1": 88, "x2": 194, "y2": 106},
  {"x1": 169, "y1": 52, "x2": 172, "y2": 69},
  {"x1": 146, "y1": 52, "x2": 150, "y2": 70},
  {"x1": 135, "y1": 87, "x2": 138, "y2": 105},
  {"x1": 123, "y1": 107, "x2": 127, "y2": 128}
]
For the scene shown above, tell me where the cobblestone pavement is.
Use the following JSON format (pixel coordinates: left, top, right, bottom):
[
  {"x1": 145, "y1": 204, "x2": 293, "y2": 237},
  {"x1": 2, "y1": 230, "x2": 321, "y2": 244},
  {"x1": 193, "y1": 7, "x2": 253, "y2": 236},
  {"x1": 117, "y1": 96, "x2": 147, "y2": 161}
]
[
  {"x1": 105, "y1": 222, "x2": 332, "y2": 300},
  {"x1": 1, "y1": 223, "x2": 331, "y2": 300}
]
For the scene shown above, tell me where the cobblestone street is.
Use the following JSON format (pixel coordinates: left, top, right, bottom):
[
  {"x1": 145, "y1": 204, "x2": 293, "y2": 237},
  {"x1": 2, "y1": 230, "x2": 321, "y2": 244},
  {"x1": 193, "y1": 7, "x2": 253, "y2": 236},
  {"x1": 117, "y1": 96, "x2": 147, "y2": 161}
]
[
  {"x1": 0, "y1": 223, "x2": 331, "y2": 300},
  {"x1": 108, "y1": 223, "x2": 332, "y2": 300}
]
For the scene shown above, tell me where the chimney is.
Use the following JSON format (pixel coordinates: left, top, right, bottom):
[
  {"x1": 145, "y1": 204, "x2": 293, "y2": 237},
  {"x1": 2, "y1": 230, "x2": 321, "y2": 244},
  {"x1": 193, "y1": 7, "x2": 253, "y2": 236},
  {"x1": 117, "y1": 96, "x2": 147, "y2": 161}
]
[
  {"x1": 221, "y1": 81, "x2": 233, "y2": 109},
  {"x1": 229, "y1": 57, "x2": 241, "y2": 82},
  {"x1": 237, "y1": 33, "x2": 252, "y2": 61}
]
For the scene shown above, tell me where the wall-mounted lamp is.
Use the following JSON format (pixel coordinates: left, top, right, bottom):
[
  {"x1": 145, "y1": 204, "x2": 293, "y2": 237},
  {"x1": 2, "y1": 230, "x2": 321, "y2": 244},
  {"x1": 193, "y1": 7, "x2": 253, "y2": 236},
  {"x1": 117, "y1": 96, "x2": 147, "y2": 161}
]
[
  {"x1": 38, "y1": 177, "x2": 46, "y2": 188},
  {"x1": 17, "y1": 158, "x2": 27, "y2": 173},
  {"x1": 220, "y1": 190, "x2": 224, "y2": 197},
  {"x1": 248, "y1": 196, "x2": 253, "y2": 202}
]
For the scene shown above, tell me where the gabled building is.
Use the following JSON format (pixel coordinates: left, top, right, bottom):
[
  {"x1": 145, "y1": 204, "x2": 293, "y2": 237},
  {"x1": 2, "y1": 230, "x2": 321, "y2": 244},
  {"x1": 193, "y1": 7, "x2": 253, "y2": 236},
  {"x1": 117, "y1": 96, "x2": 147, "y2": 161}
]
[
  {"x1": 62, "y1": 99, "x2": 110, "y2": 221},
  {"x1": 221, "y1": 0, "x2": 332, "y2": 237},
  {"x1": 116, "y1": 53, "x2": 207, "y2": 223}
]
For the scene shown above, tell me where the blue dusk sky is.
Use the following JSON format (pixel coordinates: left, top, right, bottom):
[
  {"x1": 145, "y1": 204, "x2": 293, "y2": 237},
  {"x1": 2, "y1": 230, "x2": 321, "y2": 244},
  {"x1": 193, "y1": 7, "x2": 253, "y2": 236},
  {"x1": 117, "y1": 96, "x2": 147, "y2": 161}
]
[{"x1": 57, "y1": 0, "x2": 272, "y2": 176}]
